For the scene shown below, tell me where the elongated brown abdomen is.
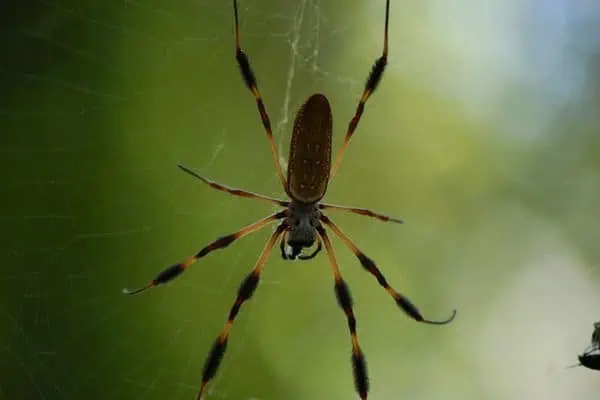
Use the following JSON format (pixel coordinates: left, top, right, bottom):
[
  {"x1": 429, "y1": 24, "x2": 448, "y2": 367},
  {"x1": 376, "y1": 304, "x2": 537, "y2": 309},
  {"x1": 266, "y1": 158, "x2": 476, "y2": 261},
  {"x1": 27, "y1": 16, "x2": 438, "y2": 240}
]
[{"x1": 287, "y1": 93, "x2": 333, "y2": 204}]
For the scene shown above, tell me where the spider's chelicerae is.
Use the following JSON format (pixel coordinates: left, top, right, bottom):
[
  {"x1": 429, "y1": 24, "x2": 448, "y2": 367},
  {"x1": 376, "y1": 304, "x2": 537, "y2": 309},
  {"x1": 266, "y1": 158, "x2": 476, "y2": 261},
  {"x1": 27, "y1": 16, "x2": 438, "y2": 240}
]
[{"x1": 124, "y1": 1, "x2": 456, "y2": 398}]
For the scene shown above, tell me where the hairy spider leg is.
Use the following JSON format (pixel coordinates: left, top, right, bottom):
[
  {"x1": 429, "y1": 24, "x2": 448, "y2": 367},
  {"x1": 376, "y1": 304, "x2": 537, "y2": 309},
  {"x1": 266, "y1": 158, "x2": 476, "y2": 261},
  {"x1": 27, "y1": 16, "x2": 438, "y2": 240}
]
[
  {"x1": 123, "y1": 210, "x2": 286, "y2": 295},
  {"x1": 196, "y1": 222, "x2": 286, "y2": 399},
  {"x1": 319, "y1": 202, "x2": 403, "y2": 224},
  {"x1": 233, "y1": 0, "x2": 287, "y2": 189},
  {"x1": 329, "y1": 0, "x2": 391, "y2": 180},
  {"x1": 317, "y1": 226, "x2": 369, "y2": 400},
  {"x1": 321, "y1": 214, "x2": 456, "y2": 325},
  {"x1": 178, "y1": 164, "x2": 288, "y2": 207}
]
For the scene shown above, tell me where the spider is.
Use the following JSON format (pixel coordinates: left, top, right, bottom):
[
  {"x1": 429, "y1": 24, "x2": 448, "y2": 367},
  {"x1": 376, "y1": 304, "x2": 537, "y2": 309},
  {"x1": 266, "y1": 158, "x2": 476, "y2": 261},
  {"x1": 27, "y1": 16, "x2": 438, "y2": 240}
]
[{"x1": 124, "y1": 1, "x2": 456, "y2": 399}]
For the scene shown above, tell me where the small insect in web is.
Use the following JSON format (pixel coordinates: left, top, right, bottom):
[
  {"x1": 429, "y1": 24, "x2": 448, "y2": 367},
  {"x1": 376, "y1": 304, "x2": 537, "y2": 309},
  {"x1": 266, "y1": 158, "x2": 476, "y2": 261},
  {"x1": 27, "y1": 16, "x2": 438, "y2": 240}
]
[
  {"x1": 124, "y1": 1, "x2": 457, "y2": 399},
  {"x1": 569, "y1": 322, "x2": 600, "y2": 371}
]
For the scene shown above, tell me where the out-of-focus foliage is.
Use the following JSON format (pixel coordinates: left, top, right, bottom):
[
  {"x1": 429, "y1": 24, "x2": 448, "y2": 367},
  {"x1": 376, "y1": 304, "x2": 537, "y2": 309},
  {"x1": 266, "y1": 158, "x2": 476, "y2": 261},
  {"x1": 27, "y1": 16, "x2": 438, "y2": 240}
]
[{"x1": 1, "y1": 1, "x2": 598, "y2": 399}]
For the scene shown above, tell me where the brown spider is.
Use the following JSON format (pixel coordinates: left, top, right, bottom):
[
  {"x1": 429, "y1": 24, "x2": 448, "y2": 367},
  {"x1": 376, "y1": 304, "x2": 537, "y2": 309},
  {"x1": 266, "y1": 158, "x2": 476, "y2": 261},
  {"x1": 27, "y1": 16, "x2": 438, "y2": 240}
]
[{"x1": 124, "y1": 1, "x2": 456, "y2": 398}]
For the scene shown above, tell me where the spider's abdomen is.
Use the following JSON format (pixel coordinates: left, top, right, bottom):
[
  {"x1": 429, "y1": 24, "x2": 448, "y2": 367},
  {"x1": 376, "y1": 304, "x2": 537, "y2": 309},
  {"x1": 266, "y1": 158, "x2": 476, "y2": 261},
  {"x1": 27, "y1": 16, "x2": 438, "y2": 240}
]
[{"x1": 287, "y1": 93, "x2": 333, "y2": 204}]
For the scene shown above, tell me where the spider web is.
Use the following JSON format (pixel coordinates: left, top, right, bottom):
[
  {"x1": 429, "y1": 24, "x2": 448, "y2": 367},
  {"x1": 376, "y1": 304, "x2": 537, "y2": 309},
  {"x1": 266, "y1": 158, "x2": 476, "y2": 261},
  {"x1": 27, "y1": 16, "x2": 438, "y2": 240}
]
[{"x1": 1, "y1": 0, "x2": 600, "y2": 399}]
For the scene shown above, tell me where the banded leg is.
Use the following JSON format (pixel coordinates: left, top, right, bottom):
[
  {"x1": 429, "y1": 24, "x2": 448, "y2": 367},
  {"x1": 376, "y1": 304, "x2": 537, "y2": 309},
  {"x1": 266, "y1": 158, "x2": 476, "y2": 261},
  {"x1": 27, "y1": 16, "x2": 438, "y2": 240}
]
[
  {"x1": 329, "y1": 0, "x2": 390, "y2": 181},
  {"x1": 197, "y1": 222, "x2": 286, "y2": 399},
  {"x1": 122, "y1": 210, "x2": 287, "y2": 295},
  {"x1": 319, "y1": 202, "x2": 403, "y2": 224},
  {"x1": 233, "y1": 0, "x2": 287, "y2": 189},
  {"x1": 317, "y1": 226, "x2": 369, "y2": 400},
  {"x1": 178, "y1": 164, "x2": 289, "y2": 207},
  {"x1": 321, "y1": 215, "x2": 456, "y2": 325}
]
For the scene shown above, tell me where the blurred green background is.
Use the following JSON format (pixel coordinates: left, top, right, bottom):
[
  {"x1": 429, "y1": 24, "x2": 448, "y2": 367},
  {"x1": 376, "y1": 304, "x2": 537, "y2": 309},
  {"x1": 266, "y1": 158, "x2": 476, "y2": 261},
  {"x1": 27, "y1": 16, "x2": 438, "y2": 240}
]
[{"x1": 1, "y1": 0, "x2": 600, "y2": 399}]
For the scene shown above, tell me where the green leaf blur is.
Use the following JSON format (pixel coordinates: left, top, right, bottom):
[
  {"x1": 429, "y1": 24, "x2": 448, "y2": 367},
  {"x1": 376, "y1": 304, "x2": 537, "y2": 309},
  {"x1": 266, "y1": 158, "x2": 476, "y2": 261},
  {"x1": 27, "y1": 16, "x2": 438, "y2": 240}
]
[{"x1": 1, "y1": 1, "x2": 599, "y2": 399}]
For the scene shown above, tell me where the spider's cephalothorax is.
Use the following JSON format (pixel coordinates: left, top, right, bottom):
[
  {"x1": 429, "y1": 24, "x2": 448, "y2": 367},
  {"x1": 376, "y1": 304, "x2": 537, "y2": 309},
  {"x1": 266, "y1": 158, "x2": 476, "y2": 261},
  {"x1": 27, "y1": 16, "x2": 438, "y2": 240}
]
[
  {"x1": 124, "y1": 1, "x2": 456, "y2": 399},
  {"x1": 285, "y1": 201, "x2": 322, "y2": 260}
]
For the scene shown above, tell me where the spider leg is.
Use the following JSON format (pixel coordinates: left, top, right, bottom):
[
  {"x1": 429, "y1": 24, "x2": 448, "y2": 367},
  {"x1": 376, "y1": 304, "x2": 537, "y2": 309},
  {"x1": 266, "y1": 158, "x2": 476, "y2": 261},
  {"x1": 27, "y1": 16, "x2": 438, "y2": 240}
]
[
  {"x1": 317, "y1": 226, "x2": 369, "y2": 400},
  {"x1": 329, "y1": 0, "x2": 390, "y2": 181},
  {"x1": 320, "y1": 214, "x2": 456, "y2": 325},
  {"x1": 178, "y1": 164, "x2": 289, "y2": 207},
  {"x1": 196, "y1": 222, "x2": 286, "y2": 399},
  {"x1": 233, "y1": 0, "x2": 287, "y2": 189},
  {"x1": 123, "y1": 210, "x2": 287, "y2": 295},
  {"x1": 319, "y1": 203, "x2": 403, "y2": 224}
]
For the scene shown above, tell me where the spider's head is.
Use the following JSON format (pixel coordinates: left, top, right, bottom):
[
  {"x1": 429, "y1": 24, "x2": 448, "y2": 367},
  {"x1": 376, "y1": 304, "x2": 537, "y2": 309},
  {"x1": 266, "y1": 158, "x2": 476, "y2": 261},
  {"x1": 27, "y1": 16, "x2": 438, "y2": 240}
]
[{"x1": 287, "y1": 217, "x2": 316, "y2": 260}]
